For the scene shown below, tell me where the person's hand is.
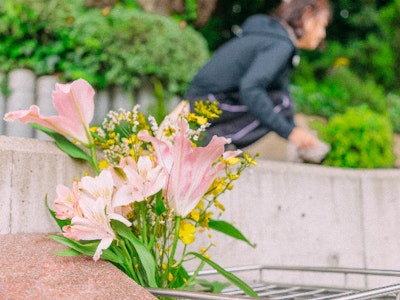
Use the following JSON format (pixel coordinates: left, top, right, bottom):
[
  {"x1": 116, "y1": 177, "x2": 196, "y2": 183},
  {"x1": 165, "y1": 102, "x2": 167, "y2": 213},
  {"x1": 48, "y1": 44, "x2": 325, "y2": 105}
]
[{"x1": 288, "y1": 127, "x2": 318, "y2": 149}]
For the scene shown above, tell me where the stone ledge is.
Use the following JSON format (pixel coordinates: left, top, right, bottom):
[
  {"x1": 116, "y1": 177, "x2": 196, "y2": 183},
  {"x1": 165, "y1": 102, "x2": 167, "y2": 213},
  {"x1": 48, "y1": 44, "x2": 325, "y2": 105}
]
[{"x1": 0, "y1": 233, "x2": 156, "y2": 300}]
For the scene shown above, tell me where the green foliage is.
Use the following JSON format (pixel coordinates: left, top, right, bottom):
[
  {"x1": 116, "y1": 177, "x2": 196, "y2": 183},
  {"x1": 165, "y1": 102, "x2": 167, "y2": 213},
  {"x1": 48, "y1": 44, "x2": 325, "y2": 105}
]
[
  {"x1": 208, "y1": 219, "x2": 255, "y2": 247},
  {"x1": 317, "y1": 105, "x2": 396, "y2": 169},
  {"x1": 327, "y1": 1, "x2": 386, "y2": 43},
  {"x1": 293, "y1": 66, "x2": 389, "y2": 119},
  {"x1": 290, "y1": 1, "x2": 400, "y2": 136},
  {"x1": 387, "y1": 93, "x2": 400, "y2": 133},
  {"x1": 174, "y1": 0, "x2": 199, "y2": 22},
  {"x1": 200, "y1": 0, "x2": 280, "y2": 50},
  {"x1": 188, "y1": 252, "x2": 258, "y2": 297},
  {"x1": 0, "y1": 0, "x2": 81, "y2": 73},
  {"x1": 325, "y1": 67, "x2": 388, "y2": 114},
  {"x1": 65, "y1": 6, "x2": 208, "y2": 94},
  {"x1": 377, "y1": 0, "x2": 400, "y2": 90},
  {"x1": 0, "y1": 0, "x2": 209, "y2": 95}
]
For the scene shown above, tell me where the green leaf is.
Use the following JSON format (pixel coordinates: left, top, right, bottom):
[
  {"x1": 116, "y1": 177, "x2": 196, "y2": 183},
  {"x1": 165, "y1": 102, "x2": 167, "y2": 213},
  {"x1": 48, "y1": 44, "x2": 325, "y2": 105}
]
[
  {"x1": 55, "y1": 248, "x2": 82, "y2": 256},
  {"x1": 29, "y1": 123, "x2": 93, "y2": 164},
  {"x1": 49, "y1": 235, "x2": 96, "y2": 256},
  {"x1": 111, "y1": 220, "x2": 158, "y2": 287},
  {"x1": 49, "y1": 235, "x2": 124, "y2": 265},
  {"x1": 195, "y1": 279, "x2": 230, "y2": 294},
  {"x1": 45, "y1": 195, "x2": 71, "y2": 230},
  {"x1": 170, "y1": 264, "x2": 190, "y2": 289},
  {"x1": 155, "y1": 191, "x2": 166, "y2": 216},
  {"x1": 208, "y1": 219, "x2": 255, "y2": 247},
  {"x1": 188, "y1": 252, "x2": 258, "y2": 298}
]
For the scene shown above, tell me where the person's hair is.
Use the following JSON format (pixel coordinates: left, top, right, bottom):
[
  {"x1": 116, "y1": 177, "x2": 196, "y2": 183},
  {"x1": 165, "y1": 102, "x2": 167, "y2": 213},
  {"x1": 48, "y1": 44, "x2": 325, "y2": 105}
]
[{"x1": 272, "y1": 0, "x2": 332, "y2": 39}]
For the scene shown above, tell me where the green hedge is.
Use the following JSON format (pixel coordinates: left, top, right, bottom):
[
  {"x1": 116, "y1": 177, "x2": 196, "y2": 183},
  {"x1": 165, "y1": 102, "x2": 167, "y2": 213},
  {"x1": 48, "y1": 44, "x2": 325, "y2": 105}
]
[
  {"x1": 292, "y1": 66, "x2": 388, "y2": 118},
  {"x1": 0, "y1": 0, "x2": 209, "y2": 95},
  {"x1": 316, "y1": 105, "x2": 396, "y2": 169}
]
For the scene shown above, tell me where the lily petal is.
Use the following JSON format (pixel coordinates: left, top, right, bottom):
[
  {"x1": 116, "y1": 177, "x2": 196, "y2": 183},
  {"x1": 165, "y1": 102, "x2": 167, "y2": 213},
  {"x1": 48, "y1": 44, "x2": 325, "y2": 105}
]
[{"x1": 4, "y1": 79, "x2": 95, "y2": 145}]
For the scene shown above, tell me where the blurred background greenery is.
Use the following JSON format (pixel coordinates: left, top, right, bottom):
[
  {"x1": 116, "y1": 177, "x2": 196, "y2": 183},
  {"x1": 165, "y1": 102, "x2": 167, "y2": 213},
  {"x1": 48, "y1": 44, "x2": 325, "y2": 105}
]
[{"x1": 1, "y1": 0, "x2": 399, "y2": 168}]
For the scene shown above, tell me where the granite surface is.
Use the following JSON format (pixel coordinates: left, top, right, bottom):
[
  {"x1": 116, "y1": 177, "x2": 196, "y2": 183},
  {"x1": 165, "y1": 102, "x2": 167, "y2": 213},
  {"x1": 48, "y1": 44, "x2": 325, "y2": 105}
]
[{"x1": 0, "y1": 233, "x2": 157, "y2": 299}]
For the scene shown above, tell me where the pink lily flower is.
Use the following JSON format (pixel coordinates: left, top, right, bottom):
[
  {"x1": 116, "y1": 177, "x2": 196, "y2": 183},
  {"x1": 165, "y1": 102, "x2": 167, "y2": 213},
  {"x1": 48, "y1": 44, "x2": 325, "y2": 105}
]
[
  {"x1": 138, "y1": 118, "x2": 231, "y2": 217},
  {"x1": 4, "y1": 79, "x2": 95, "y2": 145},
  {"x1": 63, "y1": 195, "x2": 131, "y2": 261},
  {"x1": 113, "y1": 155, "x2": 167, "y2": 207},
  {"x1": 156, "y1": 101, "x2": 189, "y2": 141}
]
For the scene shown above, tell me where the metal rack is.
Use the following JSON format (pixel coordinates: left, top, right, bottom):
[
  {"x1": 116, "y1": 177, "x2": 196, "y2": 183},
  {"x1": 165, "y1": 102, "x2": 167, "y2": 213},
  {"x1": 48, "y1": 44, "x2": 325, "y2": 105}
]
[{"x1": 147, "y1": 265, "x2": 400, "y2": 299}]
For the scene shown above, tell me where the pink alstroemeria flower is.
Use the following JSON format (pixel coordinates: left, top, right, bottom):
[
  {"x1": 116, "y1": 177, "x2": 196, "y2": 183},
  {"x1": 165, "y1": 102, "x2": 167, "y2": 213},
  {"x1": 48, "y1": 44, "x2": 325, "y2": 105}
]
[
  {"x1": 113, "y1": 155, "x2": 167, "y2": 207},
  {"x1": 63, "y1": 195, "x2": 131, "y2": 261},
  {"x1": 54, "y1": 181, "x2": 81, "y2": 220},
  {"x1": 4, "y1": 79, "x2": 95, "y2": 145},
  {"x1": 138, "y1": 118, "x2": 232, "y2": 217},
  {"x1": 79, "y1": 169, "x2": 114, "y2": 205}
]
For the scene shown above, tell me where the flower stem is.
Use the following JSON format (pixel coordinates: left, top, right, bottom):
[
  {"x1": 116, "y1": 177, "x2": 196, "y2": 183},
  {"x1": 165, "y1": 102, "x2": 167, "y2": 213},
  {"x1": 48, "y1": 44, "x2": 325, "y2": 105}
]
[
  {"x1": 148, "y1": 216, "x2": 159, "y2": 250},
  {"x1": 170, "y1": 216, "x2": 181, "y2": 266},
  {"x1": 161, "y1": 216, "x2": 181, "y2": 287},
  {"x1": 89, "y1": 144, "x2": 100, "y2": 174},
  {"x1": 166, "y1": 216, "x2": 181, "y2": 285},
  {"x1": 119, "y1": 240, "x2": 139, "y2": 283},
  {"x1": 186, "y1": 260, "x2": 205, "y2": 287},
  {"x1": 140, "y1": 201, "x2": 148, "y2": 247}
]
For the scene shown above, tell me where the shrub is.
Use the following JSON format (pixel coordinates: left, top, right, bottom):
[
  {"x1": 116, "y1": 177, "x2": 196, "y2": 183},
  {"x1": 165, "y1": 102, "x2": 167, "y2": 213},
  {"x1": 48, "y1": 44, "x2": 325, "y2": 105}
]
[
  {"x1": 387, "y1": 93, "x2": 400, "y2": 133},
  {"x1": 316, "y1": 105, "x2": 396, "y2": 169},
  {"x1": 292, "y1": 66, "x2": 389, "y2": 120},
  {"x1": 62, "y1": 6, "x2": 209, "y2": 94},
  {"x1": 0, "y1": 0, "x2": 209, "y2": 95},
  {"x1": 377, "y1": 0, "x2": 400, "y2": 91},
  {"x1": 324, "y1": 67, "x2": 388, "y2": 114},
  {"x1": 0, "y1": 0, "x2": 81, "y2": 74}
]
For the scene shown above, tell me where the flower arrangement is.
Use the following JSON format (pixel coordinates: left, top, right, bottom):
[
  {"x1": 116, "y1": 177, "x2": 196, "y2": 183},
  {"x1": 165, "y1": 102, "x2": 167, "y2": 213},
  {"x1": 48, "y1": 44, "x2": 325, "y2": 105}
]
[{"x1": 4, "y1": 79, "x2": 257, "y2": 296}]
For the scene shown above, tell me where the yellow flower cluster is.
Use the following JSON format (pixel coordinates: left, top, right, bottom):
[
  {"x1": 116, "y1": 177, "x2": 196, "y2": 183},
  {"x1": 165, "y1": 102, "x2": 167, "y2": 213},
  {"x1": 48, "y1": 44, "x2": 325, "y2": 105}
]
[{"x1": 192, "y1": 100, "x2": 222, "y2": 121}]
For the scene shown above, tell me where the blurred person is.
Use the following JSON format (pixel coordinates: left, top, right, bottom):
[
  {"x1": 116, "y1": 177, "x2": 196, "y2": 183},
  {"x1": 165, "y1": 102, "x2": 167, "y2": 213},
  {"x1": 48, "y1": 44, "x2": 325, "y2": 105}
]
[{"x1": 185, "y1": 0, "x2": 332, "y2": 162}]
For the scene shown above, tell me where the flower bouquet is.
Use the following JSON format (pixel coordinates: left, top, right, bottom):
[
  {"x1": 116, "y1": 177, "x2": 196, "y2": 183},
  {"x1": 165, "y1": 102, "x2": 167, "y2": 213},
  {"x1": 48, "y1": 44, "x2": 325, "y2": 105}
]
[{"x1": 4, "y1": 79, "x2": 257, "y2": 296}]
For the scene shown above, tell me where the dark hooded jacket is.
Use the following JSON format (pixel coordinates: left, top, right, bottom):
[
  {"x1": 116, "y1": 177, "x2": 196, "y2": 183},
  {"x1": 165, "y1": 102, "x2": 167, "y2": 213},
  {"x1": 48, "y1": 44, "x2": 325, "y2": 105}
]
[{"x1": 186, "y1": 14, "x2": 298, "y2": 141}]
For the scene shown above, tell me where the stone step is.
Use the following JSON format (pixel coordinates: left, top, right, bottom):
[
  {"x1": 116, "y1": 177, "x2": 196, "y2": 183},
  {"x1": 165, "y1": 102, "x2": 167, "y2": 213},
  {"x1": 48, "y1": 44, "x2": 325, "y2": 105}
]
[{"x1": 0, "y1": 233, "x2": 157, "y2": 299}]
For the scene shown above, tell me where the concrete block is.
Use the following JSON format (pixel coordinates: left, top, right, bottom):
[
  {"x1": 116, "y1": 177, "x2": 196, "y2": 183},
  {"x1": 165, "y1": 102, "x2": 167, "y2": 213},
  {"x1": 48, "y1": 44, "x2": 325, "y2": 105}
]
[
  {"x1": 35, "y1": 75, "x2": 58, "y2": 140},
  {"x1": 93, "y1": 90, "x2": 111, "y2": 124},
  {"x1": 0, "y1": 143, "x2": 12, "y2": 234},
  {"x1": 0, "y1": 136, "x2": 90, "y2": 233},
  {"x1": 361, "y1": 170, "x2": 400, "y2": 287},
  {"x1": 4, "y1": 69, "x2": 35, "y2": 138},
  {"x1": 136, "y1": 83, "x2": 155, "y2": 113},
  {"x1": 111, "y1": 87, "x2": 132, "y2": 111}
]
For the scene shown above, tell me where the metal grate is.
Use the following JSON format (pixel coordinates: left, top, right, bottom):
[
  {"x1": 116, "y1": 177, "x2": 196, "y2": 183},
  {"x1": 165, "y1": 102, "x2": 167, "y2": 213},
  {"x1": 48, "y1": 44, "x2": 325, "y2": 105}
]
[{"x1": 147, "y1": 265, "x2": 400, "y2": 300}]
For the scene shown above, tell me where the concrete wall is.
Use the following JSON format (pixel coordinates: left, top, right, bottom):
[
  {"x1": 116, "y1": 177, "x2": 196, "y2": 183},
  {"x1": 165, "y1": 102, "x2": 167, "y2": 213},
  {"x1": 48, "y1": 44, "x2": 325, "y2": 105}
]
[
  {"x1": 1, "y1": 136, "x2": 400, "y2": 288},
  {"x1": 0, "y1": 136, "x2": 90, "y2": 233},
  {"x1": 201, "y1": 161, "x2": 400, "y2": 288}
]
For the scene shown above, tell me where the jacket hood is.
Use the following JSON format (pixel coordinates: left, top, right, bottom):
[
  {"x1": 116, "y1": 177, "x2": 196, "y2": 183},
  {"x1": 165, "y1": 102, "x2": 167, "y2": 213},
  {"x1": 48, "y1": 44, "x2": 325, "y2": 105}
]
[{"x1": 241, "y1": 14, "x2": 293, "y2": 43}]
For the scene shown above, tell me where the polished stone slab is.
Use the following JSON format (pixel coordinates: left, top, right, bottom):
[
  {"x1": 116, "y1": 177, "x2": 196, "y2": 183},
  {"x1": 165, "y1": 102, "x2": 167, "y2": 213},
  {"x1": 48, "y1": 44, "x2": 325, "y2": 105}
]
[{"x1": 0, "y1": 233, "x2": 156, "y2": 299}]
